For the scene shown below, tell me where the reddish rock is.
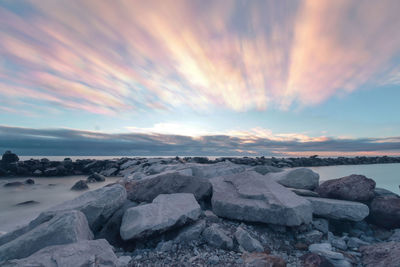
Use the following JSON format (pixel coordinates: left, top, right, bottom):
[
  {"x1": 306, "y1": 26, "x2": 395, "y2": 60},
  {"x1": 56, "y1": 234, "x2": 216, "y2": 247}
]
[
  {"x1": 369, "y1": 196, "x2": 400, "y2": 229},
  {"x1": 316, "y1": 174, "x2": 375, "y2": 202},
  {"x1": 360, "y1": 241, "x2": 400, "y2": 267},
  {"x1": 299, "y1": 253, "x2": 334, "y2": 267},
  {"x1": 242, "y1": 252, "x2": 286, "y2": 267}
]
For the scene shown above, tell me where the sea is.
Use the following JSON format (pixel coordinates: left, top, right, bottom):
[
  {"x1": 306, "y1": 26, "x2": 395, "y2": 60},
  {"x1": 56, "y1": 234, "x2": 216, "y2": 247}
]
[{"x1": 0, "y1": 160, "x2": 399, "y2": 233}]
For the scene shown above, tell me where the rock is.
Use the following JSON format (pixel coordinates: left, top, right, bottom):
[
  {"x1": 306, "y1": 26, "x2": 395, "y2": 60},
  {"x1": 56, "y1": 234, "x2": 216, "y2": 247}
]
[
  {"x1": 48, "y1": 184, "x2": 127, "y2": 232},
  {"x1": 117, "y1": 255, "x2": 132, "y2": 267},
  {"x1": 331, "y1": 237, "x2": 348, "y2": 251},
  {"x1": 388, "y1": 229, "x2": 400, "y2": 242},
  {"x1": 125, "y1": 172, "x2": 212, "y2": 204},
  {"x1": 43, "y1": 167, "x2": 59, "y2": 176},
  {"x1": 0, "y1": 210, "x2": 93, "y2": 262},
  {"x1": 16, "y1": 200, "x2": 39, "y2": 206},
  {"x1": 1, "y1": 151, "x2": 19, "y2": 163},
  {"x1": 242, "y1": 252, "x2": 286, "y2": 267},
  {"x1": 32, "y1": 169, "x2": 42, "y2": 176},
  {"x1": 202, "y1": 223, "x2": 233, "y2": 250},
  {"x1": 203, "y1": 210, "x2": 220, "y2": 223},
  {"x1": 156, "y1": 240, "x2": 174, "y2": 252},
  {"x1": 347, "y1": 237, "x2": 369, "y2": 249},
  {"x1": 3, "y1": 181, "x2": 24, "y2": 187},
  {"x1": 173, "y1": 220, "x2": 206, "y2": 243},
  {"x1": 120, "y1": 160, "x2": 139, "y2": 170},
  {"x1": 210, "y1": 171, "x2": 312, "y2": 226},
  {"x1": 251, "y1": 165, "x2": 282, "y2": 175},
  {"x1": 208, "y1": 255, "x2": 220, "y2": 265},
  {"x1": 297, "y1": 230, "x2": 324, "y2": 245},
  {"x1": 300, "y1": 253, "x2": 334, "y2": 267},
  {"x1": 316, "y1": 174, "x2": 376, "y2": 202},
  {"x1": 304, "y1": 197, "x2": 369, "y2": 221},
  {"x1": 101, "y1": 167, "x2": 118, "y2": 177},
  {"x1": 24, "y1": 178, "x2": 34, "y2": 185},
  {"x1": 2, "y1": 239, "x2": 118, "y2": 267},
  {"x1": 70, "y1": 180, "x2": 89, "y2": 191},
  {"x1": 369, "y1": 196, "x2": 400, "y2": 229},
  {"x1": 87, "y1": 172, "x2": 106, "y2": 182},
  {"x1": 309, "y1": 243, "x2": 352, "y2": 266},
  {"x1": 289, "y1": 187, "x2": 320, "y2": 197},
  {"x1": 268, "y1": 168, "x2": 319, "y2": 190},
  {"x1": 374, "y1": 187, "x2": 399, "y2": 198},
  {"x1": 234, "y1": 227, "x2": 264, "y2": 252},
  {"x1": 360, "y1": 241, "x2": 400, "y2": 267},
  {"x1": 96, "y1": 200, "x2": 138, "y2": 246},
  {"x1": 312, "y1": 218, "x2": 329, "y2": 234},
  {"x1": 189, "y1": 161, "x2": 246, "y2": 178},
  {"x1": 120, "y1": 193, "x2": 201, "y2": 240}
]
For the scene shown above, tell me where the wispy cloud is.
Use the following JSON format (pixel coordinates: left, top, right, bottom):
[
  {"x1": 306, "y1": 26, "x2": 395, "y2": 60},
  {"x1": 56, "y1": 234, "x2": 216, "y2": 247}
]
[
  {"x1": 1, "y1": 125, "x2": 399, "y2": 156},
  {"x1": 0, "y1": 0, "x2": 399, "y2": 115}
]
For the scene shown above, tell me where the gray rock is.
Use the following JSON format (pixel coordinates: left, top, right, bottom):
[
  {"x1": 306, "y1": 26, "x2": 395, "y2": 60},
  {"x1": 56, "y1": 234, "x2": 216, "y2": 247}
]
[
  {"x1": 120, "y1": 160, "x2": 139, "y2": 170},
  {"x1": 297, "y1": 230, "x2": 324, "y2": 245},
  {"x1": 203, "y1": 210, "x2": 220, "y2": 223},
  {"x1": 2, "y1": 239, "x2": 117, "y2": 267},
  {"x1": 87, "y1": 172, "x2": 106, "y2": 182},
  {"x1": 117, "y1": 256, "x2": 132, "y2": 267},
  {"x1": 234, "y1": 227, "x2": 264, "y2": 252},
  {"x1": 360, "y1": 241, "x2": 400, "y2": 267},
  {"x1": 289, "y1": 187, "x2": 320, "y2": 197},
  {"x1": 101, "y1": 167, "x2": 118, "y2": 177},
  {"x1": 388, "y1": 229, "x2": 400, "y2": 242},
  {"x1": 0, "y1": 210, "x2": 93, "y2": 262},
  {"x1": 374, "y1": 187, "x2": 399, "y2": 197},
  {"x1": 202, "y1": 223, "x2": 233, "y2": 250},
  {"x1": 267, "y1": 168, "x2": 320, "y2": 190},
  {"x1": 189, "y1": 161, "x2": 246, "y2": 178},
  {"x1": 173, "y1": 220, "x2": 206, "y2": 243},
  {"x1": 251, "y1": 165, "x2": 282, "y2": 175},
  {"x1": 304, "y1": 196, "x2": 369, "y2": 221},
  {"x1": 312, "y1": 218, "x2": 329, "y2": 234},
  {"x1": 211, "y1": 171, "x2": 312, "y2": 226},
  {"x1": 156, "y1": 240, "x2": 174, "y2": 252},
  {"x1": 48, "y1": 184, "x2": 127, "y2": 231},
  {"x1": 330, "y1": 237, "x2": 348, "y2": 251},
  {"x1": 309, "y1": 243, "x2": 344, "y2": 260},
  {"x1": 120, "y1": 193, "x2": 201, "y2": 240},
  {"x1": 208, "y1": 255, "x2": 220, "y2": 265},
  {"x1": 125, "y1": 172, "x2": 212, "y2": 203},
  {"x1": 347, "y1": 237, "x2": 369, "y2": 249},
  {"x1": 70, "y1": 179, "x2": 88, "y2": 191}
]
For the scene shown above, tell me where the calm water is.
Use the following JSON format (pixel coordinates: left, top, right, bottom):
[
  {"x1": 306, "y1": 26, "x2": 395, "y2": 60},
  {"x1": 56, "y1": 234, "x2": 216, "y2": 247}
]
[
  {"x1": 0, "y1": 163, "x2": 399, "y2": 233},
  {"x1": 310, "y1": 163, "x2": 400, "y2": 193},
  {"x1": 0, "y1": 176, "x2": 119, "y2": 233}
]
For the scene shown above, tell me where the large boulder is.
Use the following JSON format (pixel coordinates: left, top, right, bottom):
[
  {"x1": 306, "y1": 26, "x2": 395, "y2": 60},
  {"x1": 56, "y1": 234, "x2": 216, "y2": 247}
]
[
  {"x1": 210, "y1": 171, "x2": 313, "y2": 226},
  {"x1": 120, "y1": 193, "x2": 201, "y2": 240},
  {"x1": 48, "y1": 184, "x2": 126, "y2": 232},
  {"x1": 360, "y1": 241, "x2": 400, "y2": 267},
  {"x1": 188, "y1": 161, "x2": 247, "y2": 179},
  {"x1": 316, "y1": 174, "x2": 376, "y2": 202},
  {"x1": 125, "y1": 172, "x2": 212, "y2": 203},
  {"x1": 1, "y1": 151, "x2": 19, "y2": 164},
  {"x1": 304, "y1": 196, "x2": 369, "y2": 221},
  {"x1": 0, "y1": 210, "x2": 93, "y2": 262},
  {"x1": 369, "y1": 196, "x2": 400, "y2": 229},
  {"x1": 2, "y1": 239, "x2": 118, "y2": 267},
  {"x1": 267, "y1": 168, "x2": 319, "y2": 190}
]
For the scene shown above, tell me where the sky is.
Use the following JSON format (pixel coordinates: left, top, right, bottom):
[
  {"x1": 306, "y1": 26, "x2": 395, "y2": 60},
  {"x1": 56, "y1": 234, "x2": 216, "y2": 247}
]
[{"x1": 0, "y1": 0, "x2": 400, "y2": 156}]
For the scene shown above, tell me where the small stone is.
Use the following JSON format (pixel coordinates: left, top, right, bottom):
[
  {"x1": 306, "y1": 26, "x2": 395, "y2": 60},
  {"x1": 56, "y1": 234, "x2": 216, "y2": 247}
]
[
  {"x1": 208, "y1": 255, "x2": 220, "y2": 265},
  {"x1": 234, "y1": 227, "x2": 264, "y2": 252},
  {"x1": 312, "y1": 218, "x2": 329, "y2": 234},
  {"x1": 202, "y1": 224, "x2": 233, "y2": 250},
  {"x1": 331, "y1": 237, "x2": 348, "y2": 251},
  {"x1": 347, "y1": 237, "x2": 369, "y2": 249},
  {"x1": 70, "y1": 180, "x2": 89, "y2": 191},
  {"x1": 24, "y1": 178, "x2": 35, "y2": 185}
]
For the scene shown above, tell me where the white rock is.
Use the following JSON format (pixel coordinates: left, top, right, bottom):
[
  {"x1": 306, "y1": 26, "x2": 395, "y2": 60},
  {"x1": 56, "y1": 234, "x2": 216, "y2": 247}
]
[
  {"x1": 211, "y1": 171, "x2": 313, "y2": 226},
  {"x1": 120, "y1": 193, "x2": 201, "y2": 240}
]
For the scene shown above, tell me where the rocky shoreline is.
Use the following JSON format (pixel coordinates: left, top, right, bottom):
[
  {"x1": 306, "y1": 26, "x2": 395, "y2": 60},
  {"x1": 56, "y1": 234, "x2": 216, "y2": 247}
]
[
  {"x1": 1, "y1": 150, "x2": 400, "y2": 178},
  {"x1": 0, "y1": 150, "x2": 400, "y2": 266}
]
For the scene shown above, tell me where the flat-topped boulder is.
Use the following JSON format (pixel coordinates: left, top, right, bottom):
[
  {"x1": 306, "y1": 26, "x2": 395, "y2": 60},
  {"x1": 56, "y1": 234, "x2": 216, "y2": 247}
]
[
  {"x1": 316, "y1": 174, "x2": 376, "y2": 202},
  {"x1": 48, "y1": 184, "x2": 126, "y2": 231},
  {"x1": 125, "y1": 172, "x2": 212, "y2": 203},
  {"x1": 188, "y1": 161, "x2": 247, "y2": 179},
  {"x1": 210, "y1": 171, "x2": 313, "y2": 226},
  {"x1": 304, "y1": 196, "x2": 369, "y2": 221},
  {"x1": 2, "y1": 239, "x2": 118, "y2": 267},
  {"x1": 120, "y1": 193, "x2": 201, "y2": 240},
  {"x1": 0, "y1": 210, "x2": 93, "y2": 262},
  {"x1": 267, "y1": 168, "x2": 319, "y2": 190}
]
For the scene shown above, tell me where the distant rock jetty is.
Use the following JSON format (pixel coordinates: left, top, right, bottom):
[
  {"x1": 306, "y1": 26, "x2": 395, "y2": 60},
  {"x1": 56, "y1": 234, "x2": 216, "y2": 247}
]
[
  {"x1": 1, "y1": 150, "x2": 400, "y2": 177},
  {"x1": 1, "y1": 150, "x2": 400, "y2": 266}
]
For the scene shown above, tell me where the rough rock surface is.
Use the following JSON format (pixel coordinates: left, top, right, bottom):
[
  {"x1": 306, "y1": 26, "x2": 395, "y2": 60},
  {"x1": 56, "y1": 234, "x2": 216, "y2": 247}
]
[
  {"x1": 125, "y1": 172, "x2": 212, "y2": 203},
  {"x1": 1, "y1": 151, "x2": 19, "y2": 163},
  {"x1": 304, "y1": 197, "x2": 369, "y2": 221},
  {"x1": 211, "y1": 171, "x2": 313, "y2": 226},
  {"x1": 360, "y1": 241, "x2": 400, "y2": 267},
  {"x1": 369, "y1": 196, "x2": 400, "y2": 229},
  {"x1": 48, "y1": 184, "x2": 127, "y2": 231},
  {"x1": 70, "y1": 179, "x2": 89, "y2": 191},
  {"x1": 316, "y1": 174, "x2": 376, "y2": 202},
  {"x1": 251, "y1": 165, "x2": 282, "y2": 175},
  {"x1": 234, "y1": 226, "x2": 264, "y2": 252},
  {"x1": 2, "y1": 239, "x2": 118, "y2": 267},
  {"x1": 87, "y1": 172, "x2": 106, "y2": 182},
  {"x1": 202, "y1": 223, "x2": 233, "y2": 250},
  {"x1": 173, "y1": 220, "x2": 206, "y2": 244},
  {"x1": 300, "y1": 253, "x2": 334, "y2": 267},
  {"x1": 0, "y1": 210, "x2": 93, "y2": 262},
  {"x1": 268, "y1": 168, "x2": 320, "y2": 190},
  {"x1": 120, "y1": 193, "x2": 201, "y2": 240},
  {"x1": 242, "y1": 252, "x2": 287, "y2": 267},
  {"x1": 188, "y1": 161, "x2": 247, "y2": 178}
]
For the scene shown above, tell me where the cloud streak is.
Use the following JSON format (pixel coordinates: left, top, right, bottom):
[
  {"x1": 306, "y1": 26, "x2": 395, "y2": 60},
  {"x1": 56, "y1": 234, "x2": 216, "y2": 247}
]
[
  {"x1": 0, "y1": 0, "x2": 399, "y2": 115},
  {"x1": 1, "y1": 125, "x2": 399, "y2": 157}
]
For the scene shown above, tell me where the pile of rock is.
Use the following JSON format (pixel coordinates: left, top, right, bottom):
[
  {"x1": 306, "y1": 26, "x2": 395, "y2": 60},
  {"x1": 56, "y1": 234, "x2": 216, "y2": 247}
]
[{"x1": 1, "y1": 160, "x2": 399, "y2": 266}]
